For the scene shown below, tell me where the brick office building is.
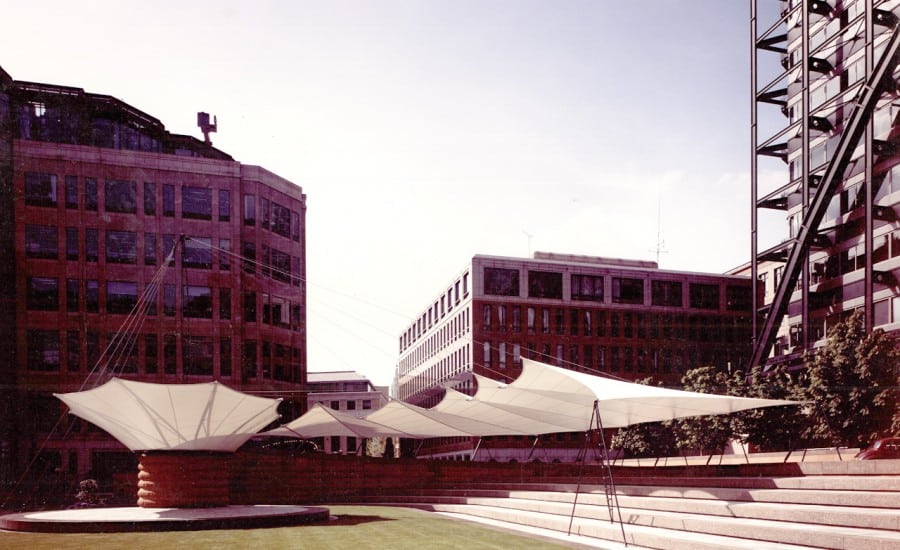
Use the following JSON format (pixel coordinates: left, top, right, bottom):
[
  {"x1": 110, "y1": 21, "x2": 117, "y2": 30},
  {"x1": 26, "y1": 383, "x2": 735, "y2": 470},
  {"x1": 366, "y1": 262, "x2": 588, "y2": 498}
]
[
  {"x1": 0, "y1": 66, "x2": 307, "y2": 483},
  {"x1": 395, "y1": 252, "x2": 753, "y2": 461}
]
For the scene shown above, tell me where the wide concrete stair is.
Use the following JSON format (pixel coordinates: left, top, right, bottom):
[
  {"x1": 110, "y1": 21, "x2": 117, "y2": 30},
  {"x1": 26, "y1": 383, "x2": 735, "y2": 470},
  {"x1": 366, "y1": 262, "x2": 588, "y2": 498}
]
[{"x1": 345, "y1": 462, "x2": 900, "y2": 549}]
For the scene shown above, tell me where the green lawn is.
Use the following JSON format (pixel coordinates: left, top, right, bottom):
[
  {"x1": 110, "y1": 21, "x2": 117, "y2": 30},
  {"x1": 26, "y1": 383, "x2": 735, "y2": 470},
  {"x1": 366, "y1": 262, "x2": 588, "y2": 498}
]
[{"x1": 0, "y1": 505, "x2": 581, "y2": 549}]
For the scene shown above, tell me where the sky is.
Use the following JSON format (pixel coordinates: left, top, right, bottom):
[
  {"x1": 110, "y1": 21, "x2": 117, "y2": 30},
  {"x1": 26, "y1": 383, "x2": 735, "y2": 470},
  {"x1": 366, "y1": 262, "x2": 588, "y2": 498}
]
[{"x1": 1, "y1": 1, "x2": 785, "y2": 387}]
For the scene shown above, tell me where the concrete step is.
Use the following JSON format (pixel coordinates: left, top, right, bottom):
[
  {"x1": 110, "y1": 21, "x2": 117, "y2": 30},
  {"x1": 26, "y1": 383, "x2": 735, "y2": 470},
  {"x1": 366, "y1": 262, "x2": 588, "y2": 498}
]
[{"x1": 352, "y1": 493, "x2": 900, "y2": 549}]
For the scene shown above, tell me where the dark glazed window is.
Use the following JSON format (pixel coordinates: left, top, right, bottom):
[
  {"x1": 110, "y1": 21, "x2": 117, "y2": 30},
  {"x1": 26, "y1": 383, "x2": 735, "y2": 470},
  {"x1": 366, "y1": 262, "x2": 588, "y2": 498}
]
[
  {"x1": 612, "y1": 277, "x2": 644, "y2": 304},
  {"x1": 27, "y1": 277, "x2": 58, "y2": 311},
  {"x1": 291, "y1": 211, "x2": 301, "y2": 242},
  {"x1": 218, "y1": 189, "x2": 230, "y2": 221},
  {"x1": 27, "y1": 330, "x2": 60, "y2": 371},
  {"x1": 183, "y1": 237, "x2": 212, "y2": 269},
  {"x1": 571, "y1": 274, "x2": 604, "y2": 302},
  {"x1": 651, "y1": 280, "x2": 683, "y2": 307},
  {"x1": 85, "y1": 178, "x2": 98, "y2": 210},
  {"x1": 726, "y1": 285, "x2": 752, "y2": 311},
  {"x1": 271, "y1": 248, "x2": 291, "y2": 283},
  {"x1": 690, "y1": 283, "x2": 720, "y2": 310},
  {"x1": 219, "y1": 288, "x2": 231, "y2": 320},
  {"x1": 144, "y1": 182, "x2": 156, "y2": 215},
  {"x1": 24, "y1": 224, "x2": 58, "y2": 259},
  {"x1": 163, "y1": 284, "x2": 176, "y2": 316},
  {"x1": 67, "y1": 331, "x2": 81, "y2": 372},
  {"x1": 243, "y1": 195, "x2": 256, "y2": 226},
  {"x1": 183, "y1": 285, "x2": 212, "y2": 318},
  {"x1": 24, "y1": 172, "x2": 57, "y2": 207},
  {"x1": 162, "y1": 184, "x2": 174, "y2": 217},
  {"x1": 86, "y1": 280, "x2": 99, "y2": 312},
  {"x1": 145, "y1": 333, "x2": 158, "y2": 374},
  {"x1": 242, "y1": 241, "x2": 256, "y2": 273},
  {"x1": 144, "y1": 233, "x2": 157, "y2": 265},
  {"x1": 66, "y1": 279, "x2": 79, "y2": 312},
  {"x1": 66, "y1": 227, "x2": 78, "y2": 260},
  {"x1": 260, "y1": 198, "x2": 270, "y2": 230},
  {"x1": 65, "y1": 176, "x2": 78, "y2": 209},
  {"x1": 182, "y1": 186, "x2": 212, "y2": 220},
  {"x1": 106, "y1": 281, "x2": 138, "y2": 314},
  {"x1": 105, "y1": 180, "x2": 137, "y2": 213},
  {"x1": 220, "y1": 337, "x2": 232, "y2": 376},
  {"x1": 219, "y1": 239, "x2": 231, "y2": 271},
  {"x1": 272, "y1": 202, "x2": 291, "y2": 237},
  {"x1": 243, "y1": 291, "x2": 257, "y2": 322},
  {"x1": 528, "y1": 270, "x2": 563, "y2": 299},
  {"x1": 85, "y1": 228, "x2": 98, "y2": 262},
  {"x1": 183, "y1": 336, "x2": 213, "y2": 375},
  {"x1": 105, "y1": 230, "x2": 137, "y2": 264},
  {"x1": 484, "y1": 267, "x2": 520, "y2": 296}
]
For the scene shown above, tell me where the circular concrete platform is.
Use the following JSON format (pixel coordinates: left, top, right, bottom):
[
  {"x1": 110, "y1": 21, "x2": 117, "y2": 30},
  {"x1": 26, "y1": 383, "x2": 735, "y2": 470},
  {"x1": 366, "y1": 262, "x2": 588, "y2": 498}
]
[{"x1": 0, "y1": 504, "x2": 330, "y2": 533}]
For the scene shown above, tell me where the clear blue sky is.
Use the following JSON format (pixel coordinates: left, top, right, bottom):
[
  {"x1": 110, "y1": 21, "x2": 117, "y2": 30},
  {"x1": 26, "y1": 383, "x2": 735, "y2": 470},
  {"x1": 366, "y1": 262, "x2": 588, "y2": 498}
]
[{"x1": 1, "y1": 1, "x2": 780, "y2": 387}]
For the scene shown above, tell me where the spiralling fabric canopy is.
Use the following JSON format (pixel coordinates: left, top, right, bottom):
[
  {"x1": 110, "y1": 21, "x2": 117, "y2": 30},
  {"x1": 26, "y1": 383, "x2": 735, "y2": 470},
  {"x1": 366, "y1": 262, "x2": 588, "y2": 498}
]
[
  {"x1": 55, "y1": 378, "x2": 282, "y2": 452},
  {"x1": 261, "y1": 403, "x2": 404, "y2": 439},
  {"x1": 260, "y1": 359, "x2": 801, "y2": 441},
  {"x1": 474, "y1": 358, "x2": 800, "y2": 429}
]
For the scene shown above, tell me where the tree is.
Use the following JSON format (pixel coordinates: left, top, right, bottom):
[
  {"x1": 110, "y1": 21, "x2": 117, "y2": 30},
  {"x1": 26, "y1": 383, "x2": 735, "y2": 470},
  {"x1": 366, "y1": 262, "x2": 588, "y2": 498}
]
[
  {"x1": 674, "y1": 366, "x2": 744, "y2": 463},
  {"x1": 738, "y1": 365, "x2": 808, "y2": 456},
  {"x1": 610, "y1": 377, "x2": 679, "y2": 461},
  {"x1": 801, "y1": 310, "x2": 899, "y2": 448}
]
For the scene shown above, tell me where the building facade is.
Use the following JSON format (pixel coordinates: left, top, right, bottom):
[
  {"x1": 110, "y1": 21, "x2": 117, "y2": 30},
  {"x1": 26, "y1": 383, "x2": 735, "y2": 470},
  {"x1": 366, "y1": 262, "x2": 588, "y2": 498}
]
[
  {"x1": 305, "y1": 370, "x2": 390, "y2": 455},
  {"x1": 0, "y1": 66, "x2": 307, "y2": 483},
  {"x1": 750, "y1": 1, "x2": 900, "y2": 367},
  {"x1": 396, "y1": 253, "x2": 754, "y2": 461}
]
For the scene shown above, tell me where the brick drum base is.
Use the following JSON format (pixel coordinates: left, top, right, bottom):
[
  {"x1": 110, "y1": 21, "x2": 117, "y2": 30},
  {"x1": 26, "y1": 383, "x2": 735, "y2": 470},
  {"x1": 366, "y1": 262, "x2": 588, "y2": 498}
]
[{"x1": 137, "y1": 452, "x2": 232, "y2": 508}]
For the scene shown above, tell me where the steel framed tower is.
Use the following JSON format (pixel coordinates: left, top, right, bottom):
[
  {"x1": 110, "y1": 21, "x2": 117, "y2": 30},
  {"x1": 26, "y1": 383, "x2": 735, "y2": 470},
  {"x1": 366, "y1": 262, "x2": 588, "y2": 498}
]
[{"x1": 750, "y1": 0, "x2": 900, "y2": 369}]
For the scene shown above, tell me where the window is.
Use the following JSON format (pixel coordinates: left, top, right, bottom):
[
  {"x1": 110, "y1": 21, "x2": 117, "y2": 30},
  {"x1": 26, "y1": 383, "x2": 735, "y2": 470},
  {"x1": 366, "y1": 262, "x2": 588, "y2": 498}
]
[
  {"x1": 651, "y1": 280, "x2": 682, "y2": 307},
  {"x1": 163, "y1": 284, "x2": 176, "y2": 316},
  {"x1": 162, "y1": 184, "x2": 175, "y2": 216},
  {"x1": 243, "y1": 195, "x2": 256, "y2": 225},
  {"x1": 144, "y1": 182, "x2": 156, "y2": 215},
  {"x1": 260, "y1": 198, "x2": 270, "y2": 230},
  {"x1": 144, "y1": 233, "x2": 157, "y2": 265},
  {"x1": 271, "y1": 248, "x2": 291, "y2": 283},
  {"x1": 291, "y1": 256, "x2": 301, "y2": 286},
  {"x1": 291, "y1": 211, "x2": 301, "y2": 242},
  {"x1": 24, "y1": 172, "x2": 57, "y2": 207},
  {"x1": 511, "y1": 306, "x2": 521, "y2": 332},
  {"x1": 85, "y1": 178, "x2": 97, "y2": 210},
  {"x1": 164, "y1": 333, "x2": 177, "y2": 374},
  {"x1": 484, "y1": 267, "x2": 519, "y2": 296},
  {"x1": 571, "y1": 274, "x2": 604, "y2": 301},
  {"x1": 726, "y1": 285, "x2": 752, "y2": 311},
  {"x1": 528, "y1": 270, "x2": 563, "y2": 299},
  {"x1": 555, "y1": 309, "x2": 565, "y2": 334},
  {"x1": 527, "y1": 307, "x2": 535, "y2": 331},
  {"x1": 612, "y1": 277, "x2": 644, "y2": 304},
  {"x1": 162, "y1": 234, "x2": 176, "y2": 265},
  {"x1": 483, "y1": 341, "x2": 491, "y2": 365},
  {"x1": 541, "y1": 309, "x2": 550, "y2": 333},
  {"x1": 24, "y1": 224, "x2": 58, "y2": 259},
  {"x1": 347, "y1": 400, "x2": 356, "y2": 411},
  {"x1": 242, "y1": 241, "x2": 256, "y2": 273},
  {"x1": 220, "y1": 337, "x2": 232, "y2": 376},
  {"x1": 219, "y1": 288, "x2": 231, "y2": 320},
  {"x1": 272, "y1": 202, "x2": 291, "y2": 237},
  {"x1": 183, "y1": 237, "x2": 212, "y2": 269},
  {"x1": 66, "y1": 227, "x2": 78, "y2": 260},
  {"x1": 482, "y1": 305, "x2": 492, "y2": 330},
  {"x1": 218, "y1": 189, "x2": 231, "y2": 221},
  {"x1": 243, "y1": 291, "x2": 257, "y2": 322},
  {"x1": 27, "y1": 277, "x2": 58, "y2": 311},
  {"x1": 242, "y1": 340, "x2": 257, "y2": 379},
  {"x1": 219, "y1": 239, "x2": 231, "y2": 271},
  {"x1": 362, "y1": 400, "x2": 372, "y2": 410},
  {"x1": 183, "y1": 335, "x2": 213, "y2": 375},
  {"x1": 66, "y1": 279, "x2": 79, "y2": 312},
  {"x1": 67, "y1": 330, "x2": 81, "y2": 372},
  {"x1": 106, "y1": 281, "x2": 138, "y2": 314},
  {"x1": 183, "y1": 285, "x2": 213, "y2": 318},
  {"x1": 106, "y1": 230, "x2": 137, "y2": 264},
  {"x1": 65, "y1": 176, "x2": 78, "y2": 209},
  {"x1": 330, "y1": 401, "x2": 340, "y2": 411},
  {"x1": 104, "y1": 180, "x2": 136, "y2": 213},
  {"x1": 182, "y1": 186, "x2": 212, "y2": 220},
  {"x1": 86, "y1": 332, "x2": 100, "y2": 369},
  {"x1": 27, "y1": 330, "x2": 60, "y2": 371},
  {"x1": 86, "y1": 280, "x2": 99, "y2": 312},
  {"x1": 145, "y1": 333, "x2": 158, "y2": 374},
  {"x1": 690, "y1": 283, "x2": 720, "y2": 309},
  {"x1": 85, "y1": 228, "x2": 98, "y2": 262}
]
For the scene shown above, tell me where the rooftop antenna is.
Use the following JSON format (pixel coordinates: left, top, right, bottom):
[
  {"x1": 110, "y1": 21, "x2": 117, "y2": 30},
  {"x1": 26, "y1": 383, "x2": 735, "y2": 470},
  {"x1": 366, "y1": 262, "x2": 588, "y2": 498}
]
[
  {"x1": 650, "y1": 200, "x2": 668, "y2": 265},
  {"x1": 523, "y1": 230, "x2": 534, "y2": 257},
  {"x1": 197, "y1": 112, "x2": 217, "y2": 145}
]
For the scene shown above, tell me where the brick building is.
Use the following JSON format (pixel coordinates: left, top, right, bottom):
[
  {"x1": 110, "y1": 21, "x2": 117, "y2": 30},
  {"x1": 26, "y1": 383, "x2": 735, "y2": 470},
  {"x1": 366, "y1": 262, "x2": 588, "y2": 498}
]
[{"x1": 0, "y1": 66, "x2": 307, "y2": 483}]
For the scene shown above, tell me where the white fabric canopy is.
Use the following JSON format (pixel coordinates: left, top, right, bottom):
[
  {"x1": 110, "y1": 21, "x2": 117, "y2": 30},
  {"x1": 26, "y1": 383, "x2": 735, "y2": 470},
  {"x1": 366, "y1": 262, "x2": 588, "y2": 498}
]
[
  {"x1": 260, "y1": 359, "x2": 800, "y2": 442},
  {"x1": 476, "y1": 358, "x2": 800, "y2": 429},
  {"x1": 261, "y1": 403, "x2": 405, "y2": 439},
  {"x1": 55, "y1": 378, "x2": 282, "y2": 452}
]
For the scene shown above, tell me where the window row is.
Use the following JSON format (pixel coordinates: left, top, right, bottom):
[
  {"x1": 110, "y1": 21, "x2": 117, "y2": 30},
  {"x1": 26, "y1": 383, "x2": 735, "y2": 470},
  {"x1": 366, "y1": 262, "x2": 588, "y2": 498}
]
[
  {"x1": 479, "y1": 306, "x2": 751, "y2": 344},
  {"x1": 24, "y1": 173, "x2": 234, "y2": 221},
  {"x1": 810, "y1": 228, "x2": 900, "y2": 285},
  {"x1": 240, "y1": 240, "x2": 302, "y2": 287},
  {"x1": 405, "y1": 271, "x2": 470, "y2": 346},
  {"x1": 399, "y1": 309, "x2": 470, "y2": 369},
  {"x1": 242, "y1": 194, "x2": 302, "y2": 242},
  {"x1": 482, "y1": 267, "x2": 749, "y2": 310}
]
